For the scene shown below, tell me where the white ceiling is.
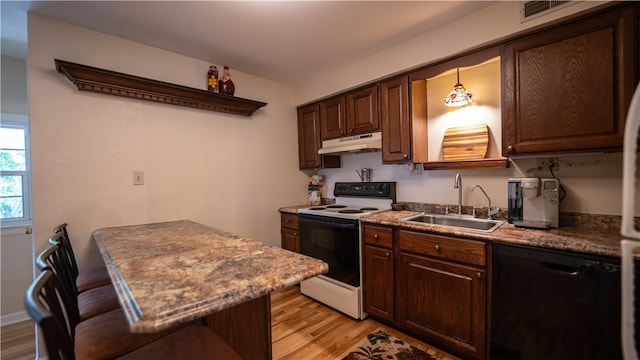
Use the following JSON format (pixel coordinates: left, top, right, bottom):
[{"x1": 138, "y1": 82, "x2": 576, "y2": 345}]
[{"x1": 1, "y1": 1, "x2": 497, "y2": 85}]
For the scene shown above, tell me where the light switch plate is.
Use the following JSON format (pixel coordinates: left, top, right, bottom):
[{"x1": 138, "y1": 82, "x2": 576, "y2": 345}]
[{"x1": 133, "y1": 171, "x2": 144, "y2": 185}]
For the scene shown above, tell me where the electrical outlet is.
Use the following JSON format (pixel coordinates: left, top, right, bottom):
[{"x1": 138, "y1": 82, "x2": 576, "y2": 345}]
[
  {"x1": 537, "y1": 158, "x2": 559, "y2": 172},
  {"x1": 409, "y1": 163, "x2": 423, "y2": 175},
  {"x1": 133, "y1": 171, "x2": 144, "y2": 185}
]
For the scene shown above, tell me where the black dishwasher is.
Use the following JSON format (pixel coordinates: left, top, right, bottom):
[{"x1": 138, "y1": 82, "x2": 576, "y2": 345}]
[{"x1": 491, "y1": 242, "x2": 623, "y2": 360}]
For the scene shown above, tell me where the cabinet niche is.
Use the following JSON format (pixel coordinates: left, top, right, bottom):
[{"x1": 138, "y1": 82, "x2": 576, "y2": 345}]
[{"x1": 410, "y1": 51, "x2": 508, "y2": 170}]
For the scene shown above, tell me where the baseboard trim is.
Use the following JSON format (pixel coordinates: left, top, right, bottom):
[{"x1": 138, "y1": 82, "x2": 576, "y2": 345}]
[{"x1": 1, "y1": 310, "x2": 30, "y2": 326}]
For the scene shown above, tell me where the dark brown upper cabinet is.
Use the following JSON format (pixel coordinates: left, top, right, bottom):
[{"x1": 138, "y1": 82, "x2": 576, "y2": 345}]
[
  {"x1": 297, "y1": 103, "x2": 340, "y2": 170},
  {"x1": 501, "y1": 4, "x2": 638, "y2": 156},
  {"x1": 346, "y1": 85, "x2": 380, "y2": 136},
  {"x1": 381, "y1": 76, "x2": 420, "y2": 163},
  {"x1": 320, "y1": 96, "x2": 347, "y2": 140}
]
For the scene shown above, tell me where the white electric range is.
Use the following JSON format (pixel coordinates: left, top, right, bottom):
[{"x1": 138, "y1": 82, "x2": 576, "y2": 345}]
[{"x1": 297, "y1": 182, "x2": 396, "y2": 319}]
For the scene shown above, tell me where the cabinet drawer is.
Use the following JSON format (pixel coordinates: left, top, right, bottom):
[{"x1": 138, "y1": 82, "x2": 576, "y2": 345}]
[
  {"x1": 280, "y1": 213, "x2": 299, "y2": 230},
  {"x1": 398, "y1": 229, "x2": 486, "y2": 266},
  {"x1": 363, "y1": 225, "x2": 393, "y2": 248}
]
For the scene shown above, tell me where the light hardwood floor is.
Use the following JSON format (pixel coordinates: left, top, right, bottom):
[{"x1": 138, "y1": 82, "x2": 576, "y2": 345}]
[
  {"x1": 1, "y1": 320, "x2": 35, "y2": 360},
  {"x1": 1, "y1": 286, "x2": 459, "y2": 360},
  {"x1": 271, "y1": 286, "x2": 459, "y2": 360}
]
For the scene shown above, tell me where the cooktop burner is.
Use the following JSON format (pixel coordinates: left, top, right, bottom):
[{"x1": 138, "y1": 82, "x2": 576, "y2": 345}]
[
  {"x1": 298, "y1": 181, "x2": 396, "y2": 220},
  {"x1": 299, "y1": 204, "x2": 386, "y2": 219}
]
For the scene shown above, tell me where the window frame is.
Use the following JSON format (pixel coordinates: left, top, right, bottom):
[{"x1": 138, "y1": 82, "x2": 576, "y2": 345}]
[{"x1": 1, "y1": 113, "x2": 31, "y2": 227}]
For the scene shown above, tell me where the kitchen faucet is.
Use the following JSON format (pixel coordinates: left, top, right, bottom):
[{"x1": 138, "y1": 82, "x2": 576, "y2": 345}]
[
  {"x1": 454, "y1": 173, "x2": 462, "y2": 215},
  {"x1": 471, "y1": 184, "x2": 500, "y2": 219}
]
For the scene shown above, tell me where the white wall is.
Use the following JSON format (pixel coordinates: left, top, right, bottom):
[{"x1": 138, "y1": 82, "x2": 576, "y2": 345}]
[{"x1": 27, "y1": 14, "x2": 309, "y2": 275}]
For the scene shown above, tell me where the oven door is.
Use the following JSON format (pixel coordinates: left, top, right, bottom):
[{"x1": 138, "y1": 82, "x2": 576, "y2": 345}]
[{"x1": 298, "y1": 214, "x2": 360, "y2": 287}]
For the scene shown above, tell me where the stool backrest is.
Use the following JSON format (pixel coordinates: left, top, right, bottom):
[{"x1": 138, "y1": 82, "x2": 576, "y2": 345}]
[
  {"x1": 24, "y1": 270, "x2": 76, "y2": 360},
  {"x1": 53, "y1": 223, "x2": 79, "y2": 279},
  {"x1": 36, "y1": 241, "x2": 80, "y2": 326}
]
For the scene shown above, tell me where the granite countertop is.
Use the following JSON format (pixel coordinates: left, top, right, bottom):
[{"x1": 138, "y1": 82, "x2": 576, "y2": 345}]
[
  {"x1": 279, "y1": 205, "x2": 624, "y2": 258},
  {"x1": 93, "y1": 220, "x2": 328, "y2": 333}
]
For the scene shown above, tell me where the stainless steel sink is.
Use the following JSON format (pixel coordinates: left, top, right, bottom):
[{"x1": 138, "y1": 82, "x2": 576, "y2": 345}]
[{"x1": 400, "y1": 213, "x2": 505, "y2": 232}]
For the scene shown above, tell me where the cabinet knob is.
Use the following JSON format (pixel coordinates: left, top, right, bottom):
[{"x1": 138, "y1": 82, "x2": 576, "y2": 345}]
[
  {"x1": 435, "y1": 244, "x2": 441, "y2": 251},
  {"x1": 403, "y1": 154, "x2": 408, "y2": 158},
  {"x1": 293, "y1": 232, "x2": 297, "y2": 236},
  {"x1": 285, "y1": 219, "x2": 291, "y2": 223},
  {"x1": 385, "y1": 252, "x2": 390, "y2": 257},
  {"x1": 507, "y1": 145, "x2": 514, "y2": 153},
  {"x1": 374, "y1": 234, "x2": 379, "y2": 239},
  {"x1": 477, "y1": 272, "x2": 482, "y2": 278}
]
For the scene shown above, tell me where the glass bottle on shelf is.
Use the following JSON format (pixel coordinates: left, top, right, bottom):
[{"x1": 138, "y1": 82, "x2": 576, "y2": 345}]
[
  {"x1": 219, "y1": 66, "x2": 235, "y2": 96},
  {"x1": 207, "y1": 65, "x2": 218, "y2": 93}
]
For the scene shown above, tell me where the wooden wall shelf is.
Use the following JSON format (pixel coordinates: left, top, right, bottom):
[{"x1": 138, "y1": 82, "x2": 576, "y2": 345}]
[
  {"x1": 54, "y1": 59, "x2": 267, "y2": 116},
  {"x1": 421, "y1": 157, "x2": 510, "y2": 170}
]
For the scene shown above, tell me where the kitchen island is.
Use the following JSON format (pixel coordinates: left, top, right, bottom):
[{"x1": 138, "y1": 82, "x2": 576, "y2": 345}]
[{"x1": 93, "y1": 220, "x2": 328, "y2": 360}]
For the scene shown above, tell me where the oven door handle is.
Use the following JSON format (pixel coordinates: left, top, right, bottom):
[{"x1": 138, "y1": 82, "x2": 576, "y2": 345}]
[{"x1": 299, "y1": 215, "x2": 358, "y2": 229}]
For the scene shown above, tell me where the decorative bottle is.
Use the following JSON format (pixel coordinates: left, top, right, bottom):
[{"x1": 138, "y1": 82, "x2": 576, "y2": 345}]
[
  {"x1": 219, "y1": 66, "x2": 235, "y2": 96},
  {"x1": 207, "y1": 65, "x2": 218, "y2": 93}
]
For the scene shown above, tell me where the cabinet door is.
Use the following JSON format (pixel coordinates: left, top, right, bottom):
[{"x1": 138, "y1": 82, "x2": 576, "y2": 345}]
[
  {"x1": 297, "y1": 104, "x2": 340, "y2": 170},
  {"x1": 397, "y1": 252, "x2": 486, "y2": 360},
  {"x1": 281, "y1": 228, "x2": 299, "y2": 253},
  {"x1": 320, "y1": 96, "x2": 346, "y2": 140},
  {"x1": 381, "y1": 76, "x2": 411, "y2": 163},
  {"x1": 346, "y1": 85, "x2": 379, "y2": 135},
  {"x1": 502, "y1": 4, "x2": 637, "y2": 156},
  {"x1": 363, "y1": 245, "x2": 394, "y2": 322}
]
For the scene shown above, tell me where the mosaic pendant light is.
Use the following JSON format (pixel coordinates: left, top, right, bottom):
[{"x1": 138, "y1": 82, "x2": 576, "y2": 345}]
[{"x1": 444, "y1": 68, "x2": 473, "y2": 107}]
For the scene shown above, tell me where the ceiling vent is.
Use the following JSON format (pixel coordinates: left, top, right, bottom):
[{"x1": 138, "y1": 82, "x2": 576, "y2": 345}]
[{"x1": 520, "y1": 1, "x2": 580, "y2": 23}]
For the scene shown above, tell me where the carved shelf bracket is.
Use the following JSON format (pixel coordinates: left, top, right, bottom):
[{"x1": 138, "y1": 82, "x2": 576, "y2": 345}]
[{"x1": 54, "y1": 59, "x2": 267, "y2": 116}]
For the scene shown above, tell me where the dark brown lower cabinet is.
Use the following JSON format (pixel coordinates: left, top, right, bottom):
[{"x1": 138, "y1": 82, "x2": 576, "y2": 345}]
[
  {"x1": 362, "y1": 226, "x2": 489, "y2": 360},
  {"x1": 396, "y1": 252, "x2": 486, "y2": 360},
  {"x1": 363, "y1": 245, "x2": 394, "y2": 322},
  {"x1": 280, "y1": 213, "x2": 299, "y2": 253}
]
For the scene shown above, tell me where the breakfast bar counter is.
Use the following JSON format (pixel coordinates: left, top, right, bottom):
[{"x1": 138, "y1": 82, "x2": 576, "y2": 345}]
[{"x1": 92, "y1": 219, "x2": 328, "y2": 359}]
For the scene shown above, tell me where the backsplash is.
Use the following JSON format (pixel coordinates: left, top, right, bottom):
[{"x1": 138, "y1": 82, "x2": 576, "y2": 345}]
[
  {"x1": 316, "y1": 151, "x2": 626, "y2": 217},
  {"x1": 393, "y1": 201, "x2": 635, "y2": 229}
]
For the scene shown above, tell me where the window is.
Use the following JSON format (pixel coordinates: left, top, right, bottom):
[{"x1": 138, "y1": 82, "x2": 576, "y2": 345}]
[{"x1": 0, "y1": 114, "x2": 30, "y2": 225}]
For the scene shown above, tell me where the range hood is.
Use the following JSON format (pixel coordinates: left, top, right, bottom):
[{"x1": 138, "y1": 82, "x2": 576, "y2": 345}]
[{"x1": 318, "y1": 132, "x2": 382, "y2": 155}]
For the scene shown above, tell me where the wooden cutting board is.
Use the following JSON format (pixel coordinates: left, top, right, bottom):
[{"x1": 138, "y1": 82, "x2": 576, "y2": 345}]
[{"x1": 442, "y1": 124, "x2": 489, "y2": 160}]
